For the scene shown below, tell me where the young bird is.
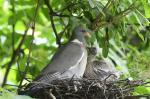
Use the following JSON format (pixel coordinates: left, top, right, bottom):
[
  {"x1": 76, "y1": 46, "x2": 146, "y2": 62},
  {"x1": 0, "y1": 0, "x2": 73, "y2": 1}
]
[{"x1": 84, "y1": 47, "x2": 119, "y2": 81}]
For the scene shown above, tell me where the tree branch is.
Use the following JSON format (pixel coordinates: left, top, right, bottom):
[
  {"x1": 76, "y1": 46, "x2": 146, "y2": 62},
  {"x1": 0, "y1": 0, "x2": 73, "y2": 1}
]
[
  {"x1": 2, "y1": 0, "x2": 41, "y2": 87},
  {"x1": 18, "y1": 0, "x2": 41, "y2": 88},
  {"x1": 44, "y1": 0, "x2": 61, "y2": 47},
  {"x1": 2, "y1": 25, "x2": 30, "y2": 87},
  {"x1": 91, "y1": 1, "x2": 136, "y2": 31}
]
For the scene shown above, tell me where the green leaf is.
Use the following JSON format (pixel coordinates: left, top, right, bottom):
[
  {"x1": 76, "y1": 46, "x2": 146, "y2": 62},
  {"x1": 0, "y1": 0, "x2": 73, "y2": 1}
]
[
  {"x1": 95, "y1": 31, "x2": 105, "y2": 47},
  {"x1": 132, "y1": 25, "x2": 145, "y2": 42},
  {"x1": 96, "y1": 32, "x2": 109, "y2": 57},
  {"x1": 137, "y1": 32, "x2": 144, "y2": 41},
  {"x1": 144, "y1": 4, "x2": 150, "y2": 18},
  {"x1": 102, "y1": 40, "x2": 109, "y2": 58},
  {"x1": 83, "y1": 11, "x2": 93, "y2": 21},
  {"x1": 142, "y1": 0, "x2": 150, "y2": 18},
  {"x1": 8, "y1": 15, "x2": 17, "y2": 25},
  {"x1": 133, "y1": 86, "x2": 150, "y2": 95},
  {"x1": 0, "y1": 89, "x2": 33, "y2": 99},
  {"x1": 88, "y1": 0, "x2": 95, "y2": 8}
]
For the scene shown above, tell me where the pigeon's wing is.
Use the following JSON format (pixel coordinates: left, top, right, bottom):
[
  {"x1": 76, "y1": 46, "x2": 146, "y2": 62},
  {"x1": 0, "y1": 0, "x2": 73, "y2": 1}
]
[
  {"x1": 27, "y1": 41, "x2": 86, "y2": 92},
  {"x1": 41, "y1": 41, "x2": 84, "y2": 74}
]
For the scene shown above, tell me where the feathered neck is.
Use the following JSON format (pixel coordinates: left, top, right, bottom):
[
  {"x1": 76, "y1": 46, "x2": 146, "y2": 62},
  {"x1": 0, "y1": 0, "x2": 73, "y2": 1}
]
[{"x1": 70, "y1": 27, "x2": 86, "y2": 45}]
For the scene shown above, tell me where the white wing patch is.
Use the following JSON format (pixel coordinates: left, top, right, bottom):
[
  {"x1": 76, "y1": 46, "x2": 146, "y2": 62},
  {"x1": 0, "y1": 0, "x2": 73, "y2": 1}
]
[
  {"x1": 68, "y1": 51, "x2": 84, "y2": 71},
  {"x1": 71, "y1": 39, "x2": 83, "y2": 45},
  {"x1": 59, "y1": 50, "x2": 85, "y2": 78},
  {"x1": 58, "y1": 39, "x2": 85, "y2": 78}
]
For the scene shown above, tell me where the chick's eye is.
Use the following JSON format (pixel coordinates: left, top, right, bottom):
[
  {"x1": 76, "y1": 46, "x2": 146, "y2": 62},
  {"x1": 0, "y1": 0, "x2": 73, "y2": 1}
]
[
  {"x1": 88, "y1": 47, "x2": 97, "y2": 55},
  {"x1": 91, "y1": 48, "x2": 97, "y2": 55}
]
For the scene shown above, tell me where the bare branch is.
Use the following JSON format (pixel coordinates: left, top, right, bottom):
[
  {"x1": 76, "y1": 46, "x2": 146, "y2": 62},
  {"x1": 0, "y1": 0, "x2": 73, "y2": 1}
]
[
  {"x1": 18, "y1": 0, "x2": 41, "y2": 88},
  {"x1": 44, "y1": 0, "x2": 61, "y2": 47},
  {"x1": 2, "y1": 0, "x2": 41, "y2": 87}
]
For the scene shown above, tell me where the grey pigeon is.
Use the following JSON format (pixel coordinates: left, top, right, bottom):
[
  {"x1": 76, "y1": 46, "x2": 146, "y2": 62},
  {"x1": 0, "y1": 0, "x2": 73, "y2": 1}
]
[{"x1": 27, "y1": 26, "x2": 89, "y2": 92}]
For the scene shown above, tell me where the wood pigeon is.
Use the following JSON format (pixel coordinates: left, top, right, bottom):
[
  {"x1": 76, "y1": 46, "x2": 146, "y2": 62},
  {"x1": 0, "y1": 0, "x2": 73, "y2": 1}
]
[
  {"x1": 26, "y1": 26, "x2": 89, "y2": 92},
  {"x1": 84, "y1": 47, "x2": 119, "y2": 81}
]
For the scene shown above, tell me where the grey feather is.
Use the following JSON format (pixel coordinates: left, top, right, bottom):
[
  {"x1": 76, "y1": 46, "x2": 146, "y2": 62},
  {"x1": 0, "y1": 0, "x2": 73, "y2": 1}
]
[
  {"x1": 40, "y1": 41, "x2": 84, "y2": 75},
  {"x1": 27, "y1": 26, "x2": 88, "y2": 92},
  {"x1": 84, "y1": 47, "x2": 119, "y2": 81}
]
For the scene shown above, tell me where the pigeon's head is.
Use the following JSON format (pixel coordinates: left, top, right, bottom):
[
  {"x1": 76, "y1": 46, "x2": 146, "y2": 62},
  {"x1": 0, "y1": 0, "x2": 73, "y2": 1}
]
[{"x1": 71, "y1": 26, "x2": 91, "y2": 43}]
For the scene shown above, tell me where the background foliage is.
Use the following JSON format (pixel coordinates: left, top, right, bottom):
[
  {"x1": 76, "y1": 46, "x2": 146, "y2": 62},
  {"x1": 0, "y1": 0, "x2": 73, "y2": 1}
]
[{"x1": 0, "y1": 0, "x2": 150, "y2": 98}]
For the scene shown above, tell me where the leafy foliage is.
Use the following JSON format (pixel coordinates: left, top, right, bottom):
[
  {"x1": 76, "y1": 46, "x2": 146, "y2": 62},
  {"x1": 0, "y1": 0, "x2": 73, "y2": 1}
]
[
  {"x1": 0, "y1": 0, "x2": 150, "y2": 98},
  {"x1": 0, "y1": 88, "x2": 33, "y2": 99}
]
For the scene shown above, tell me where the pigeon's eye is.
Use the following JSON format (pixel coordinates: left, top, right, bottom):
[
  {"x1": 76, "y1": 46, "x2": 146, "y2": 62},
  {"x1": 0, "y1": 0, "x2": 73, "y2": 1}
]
[{"x1": 81, "y1": 29, "x2": 86, "y2": 33}]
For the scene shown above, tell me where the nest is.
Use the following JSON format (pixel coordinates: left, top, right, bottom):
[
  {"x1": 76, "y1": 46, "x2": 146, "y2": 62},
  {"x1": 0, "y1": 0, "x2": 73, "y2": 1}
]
[{"x1": 18, "y1": 78, "x2": 144, "y2": 99}]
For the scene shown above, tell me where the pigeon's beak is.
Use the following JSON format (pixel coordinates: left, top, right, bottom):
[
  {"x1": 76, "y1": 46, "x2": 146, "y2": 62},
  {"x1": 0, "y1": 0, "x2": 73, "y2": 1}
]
[{"x1": 83, "y1": 32, "x2": 91, "y2": 38}]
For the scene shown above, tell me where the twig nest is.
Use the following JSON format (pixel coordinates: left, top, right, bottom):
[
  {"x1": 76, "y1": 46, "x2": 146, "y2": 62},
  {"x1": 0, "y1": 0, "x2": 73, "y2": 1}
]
[{"x1": 18, "y1": 78, "x2": 144, "y2": 99}]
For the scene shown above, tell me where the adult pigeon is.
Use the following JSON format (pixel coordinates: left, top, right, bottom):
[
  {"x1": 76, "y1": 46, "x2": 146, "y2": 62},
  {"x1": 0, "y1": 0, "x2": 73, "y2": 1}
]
[
  {"x1": 84, "y1": 47, "x2": 119, "y2": 81},
  {"x1": 26, "y1": 26, "x2": 89, "y2": 93}
]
